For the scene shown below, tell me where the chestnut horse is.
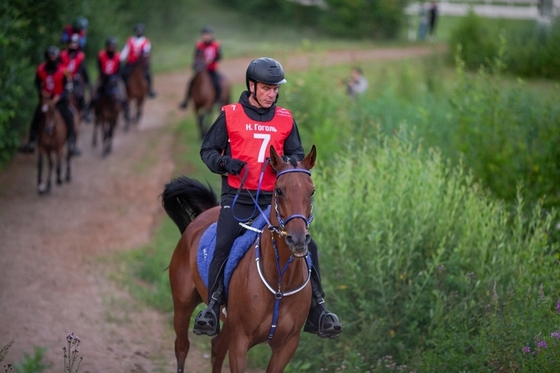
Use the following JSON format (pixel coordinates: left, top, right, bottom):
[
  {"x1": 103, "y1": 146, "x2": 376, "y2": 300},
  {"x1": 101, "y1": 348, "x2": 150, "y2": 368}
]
[
  {"x1": 92, "y1": 75, "x2": 121, "y2": 156},
  {"x1": 124, "y1": 55, "x2": 148, "y2": 130},
  {"x1": 179, "y1": 56, "x2": 231, "y2": 139},
  {"x1": 37, "y1": 99, "x2": 71, "y2": 194},
  {"x1": 162, "y1": 145, "x2": 316, "y2": 373}
]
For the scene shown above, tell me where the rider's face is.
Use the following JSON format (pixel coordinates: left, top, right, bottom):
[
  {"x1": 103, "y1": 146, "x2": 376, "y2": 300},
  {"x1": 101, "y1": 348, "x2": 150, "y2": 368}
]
[
  {"x1": 201, "y1": 32, "x2": 213, "y2": 43},
  {"x1": 249, "y1": 82, "x2": 279, "y2": 109}
]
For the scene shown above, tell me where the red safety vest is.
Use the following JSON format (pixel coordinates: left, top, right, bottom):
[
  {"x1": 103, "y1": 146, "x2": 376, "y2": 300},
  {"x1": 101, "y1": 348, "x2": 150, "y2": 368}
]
[
  {"x1": 125, "y1": 37, "x2": 149, "y2": 63},
  {"x1": 224, "y1": 104, "x2": 293, "y2": 191},
  {"x1": 37, "y1": 62, "x2": 66, "y2": 96},
  {"x1": 196, "y1": 40, "x2": 220, "y2": 71},
  {"x1": 98, "y1": 50, "x2": 121, "y2": 75},
  {"x1": 60, "y1": 49, "x2": 85, "y2": 78}
]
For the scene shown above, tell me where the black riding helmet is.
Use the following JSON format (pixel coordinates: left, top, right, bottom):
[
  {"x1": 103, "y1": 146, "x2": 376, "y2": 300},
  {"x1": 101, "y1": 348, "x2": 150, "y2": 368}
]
[
  {"x1": 44, "y1": 45, "x2": 60, "y2": 60},
  {"x1": 201, "y1": 25, "x2": 213, "y2": 34},
  {"x1": 245, "y1": 57, "x2": 287, "y2": 91},
  {"x1": 73, "y1": 17, "x2": 88, "y2": 31},
  {"x1": 105, "y1": 37, "x2": 118, "y2": 48},
  {"x1": 134, "y1": 23, "x2": 145, "y2": 37}
]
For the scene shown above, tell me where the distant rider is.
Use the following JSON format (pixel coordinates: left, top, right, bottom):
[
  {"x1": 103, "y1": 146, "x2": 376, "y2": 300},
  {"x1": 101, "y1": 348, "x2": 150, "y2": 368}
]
[
  {"x1": 120, "y1": 23, "x2": 157, "y2": 98},
  {"x1": 60, "y1": 33, "x2": 92, "y2": 122},
  {"x1": 60, "y1": 17, "x2": 88, "y2": 50},
  {"x1": 90, "y1": 37, "x2": 129, "y2": 118},
  {"x1": 179, "y1": 26, "x2": 222, "y2": 109},
  {"x1": 19, "y1": 46, "x2": 81, "y2": 156}
]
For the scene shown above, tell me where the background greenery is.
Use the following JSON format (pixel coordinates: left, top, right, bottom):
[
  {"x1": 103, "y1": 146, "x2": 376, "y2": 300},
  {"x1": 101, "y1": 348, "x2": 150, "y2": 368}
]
[{"x1": 3, "y1": 0, "x2": 560, "y2": 371}]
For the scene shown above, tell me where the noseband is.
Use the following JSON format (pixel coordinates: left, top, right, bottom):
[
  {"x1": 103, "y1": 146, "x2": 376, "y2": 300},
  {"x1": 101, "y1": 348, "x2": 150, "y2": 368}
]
[{"x1": 272, "y1": 168, "x2": 314, "y2": 235}]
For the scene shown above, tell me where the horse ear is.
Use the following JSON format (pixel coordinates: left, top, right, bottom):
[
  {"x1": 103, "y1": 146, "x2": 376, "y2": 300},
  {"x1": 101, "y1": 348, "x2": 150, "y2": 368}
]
[
  {"x1": 301, "y1": 145, "x2": 316, "y2": 170},
  {"x1": 269, "y1": 145, "x2": 284, "y2": 171}
]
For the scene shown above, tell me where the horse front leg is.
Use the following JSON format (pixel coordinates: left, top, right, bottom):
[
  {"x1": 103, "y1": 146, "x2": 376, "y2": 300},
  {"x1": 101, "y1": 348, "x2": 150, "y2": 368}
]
[
  {"x1": 197, "y1": 112, "x2": 207, "y2": 140},
  {"x1": 267, "y1": 334, "x2": 301, "y2": 373},
  {"x1": 210, "y1": 323, "x2": 230, "y2": 373},
  {"x1": 92, "y1": 119, "x2": 98, "y2": 147},
  {"x1": 223, "y1": 329, "x2": 251, "y2": 373},
  {"x1": 55, "y1": 149, "x2": 63, "y2": 185},
  {"x1": 37, "y1": 152, "x2": 46, "y2": 194},
  {"x1": 65, "y1": 148, "x2": 72, "y2": 183}
]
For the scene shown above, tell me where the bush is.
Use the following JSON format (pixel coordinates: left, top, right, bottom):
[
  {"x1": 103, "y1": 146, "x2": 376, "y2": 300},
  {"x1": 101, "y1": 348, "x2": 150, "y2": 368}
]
[{"x1": 290, "y1": 129, "x2": 560, "y2": 371}]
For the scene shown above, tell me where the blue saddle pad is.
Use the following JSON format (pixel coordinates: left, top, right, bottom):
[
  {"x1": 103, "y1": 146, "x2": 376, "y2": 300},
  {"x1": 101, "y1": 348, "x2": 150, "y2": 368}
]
[{"x1": 197, "y1": 206, "x2": 271, "y2": 296}]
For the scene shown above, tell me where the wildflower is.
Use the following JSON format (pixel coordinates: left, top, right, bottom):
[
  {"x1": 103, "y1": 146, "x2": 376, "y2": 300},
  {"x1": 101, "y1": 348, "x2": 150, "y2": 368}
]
[
  {"x1": 556, "y1": 299, "x2": 560, "y2": 314},
  {"x1": 536, "y1": 339, "x2": 548, "y2": 349},
  {"x1": 551, "y1": 332, "x2": 560, "y2": 339},
  {"x1": 522, "y1": 346, "x2": 531, "y2": 354},
  {"x1": 467, "y1": 272, "x2": 475, "y2": 281},
  {"x1": 437, "y1": 265, "x2": 445, "y2": 272}
]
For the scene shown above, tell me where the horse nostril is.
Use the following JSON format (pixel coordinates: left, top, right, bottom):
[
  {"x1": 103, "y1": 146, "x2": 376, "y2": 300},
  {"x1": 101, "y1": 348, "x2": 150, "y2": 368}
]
[
  {"x1": 305, "y1": 233, "x2": 311, "y2": 245},
  {"x1": 285, "y1": 235, "x2": 295, "y2": 247}
]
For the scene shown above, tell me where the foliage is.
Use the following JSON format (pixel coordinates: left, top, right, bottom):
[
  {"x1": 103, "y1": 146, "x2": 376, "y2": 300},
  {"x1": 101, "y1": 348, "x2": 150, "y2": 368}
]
[
  {"x1": 321, "y1": 0, "x2": 407, "y2": 39},
  {"x1": 11, "y1": 347, "x2": 50, "y2": 373},
  {"x1": 449, "y1": 12, "x2": 560, "y2": 79},
  {"x1": 289, "y1": 129, "x2": 560, "y2": 371}
]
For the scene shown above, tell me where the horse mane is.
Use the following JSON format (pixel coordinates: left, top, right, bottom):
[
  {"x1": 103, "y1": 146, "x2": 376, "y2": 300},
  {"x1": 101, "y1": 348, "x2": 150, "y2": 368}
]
[{"x1": 161, "y1": 176, "x2": 218, "y2": 234}]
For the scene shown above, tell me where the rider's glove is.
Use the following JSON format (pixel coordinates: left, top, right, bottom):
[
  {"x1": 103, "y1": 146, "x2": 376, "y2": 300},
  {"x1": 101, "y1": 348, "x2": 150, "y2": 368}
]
[{"x1": 221, "y1": 156, "x2": 246, "y2": 175}]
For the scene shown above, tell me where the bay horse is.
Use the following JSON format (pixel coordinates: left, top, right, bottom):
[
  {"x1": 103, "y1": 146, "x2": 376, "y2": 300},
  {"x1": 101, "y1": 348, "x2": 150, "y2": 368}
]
[
  {"x1": 92, "y1": 76, "x2": 121, "y2": 156},
  {"x1": 124, "y1": 54, "x2": 148, "y2": 131},
  {"x1": 37, "y1": 98, "x2": 71, "y2": 194},
  {"x1": 162, "y1": 145, "x2": 316, "y2": 373},
  {"x1": 179, "y1": 56, "x2": 231, "y2": 139}
]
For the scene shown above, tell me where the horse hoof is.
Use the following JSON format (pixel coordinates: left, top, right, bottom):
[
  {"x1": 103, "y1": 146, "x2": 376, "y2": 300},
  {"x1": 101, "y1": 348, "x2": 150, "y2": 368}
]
[{"x1": 38, "y1": 183, "x2": 49, "y2": 194}]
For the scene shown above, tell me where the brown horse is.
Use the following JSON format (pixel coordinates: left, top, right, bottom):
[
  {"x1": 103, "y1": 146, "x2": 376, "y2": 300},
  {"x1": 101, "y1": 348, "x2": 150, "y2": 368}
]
[
  {"x1": 37, "y1": 99, "x2": 71, "y2": 194},
  {"x1": 179, "y1": 57, "x2": 231, "y2": 139},
  {"x1": 92, "y1": 76, "x2": 121, "y2": 156},
  {"x1": 125, "y1": 55, "x2": 148, "y2": 130},
  {"x1": 162, "y1": 145, "x2": 316, "y2": 373}
]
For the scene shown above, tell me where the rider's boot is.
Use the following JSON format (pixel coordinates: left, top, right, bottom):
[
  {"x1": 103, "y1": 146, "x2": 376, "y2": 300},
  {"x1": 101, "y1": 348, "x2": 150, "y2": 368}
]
[
  {"x1": 303, "y1": 270, "x2": 343, "y2": 339},
  {"x1": 146, "y1": 72, "x2": 157, "y2": 98},
  {"x1": 67, "y1": 133, "x2": 82, "y2": 157},
  {"x1": 123, "y1": 101, "x2": 131, "y2": 122},
  {"x1": 18, "y1": 141, "x2": 36, "y2": 154},
  {"x1": 193, "y1": 264, "x2": 225, "y2": 336}
]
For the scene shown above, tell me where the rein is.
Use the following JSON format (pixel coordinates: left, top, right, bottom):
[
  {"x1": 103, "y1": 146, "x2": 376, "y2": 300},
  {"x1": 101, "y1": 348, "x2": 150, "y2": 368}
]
[{"x1": 233, "y1": 164, "x2": 314, "y2": 340}]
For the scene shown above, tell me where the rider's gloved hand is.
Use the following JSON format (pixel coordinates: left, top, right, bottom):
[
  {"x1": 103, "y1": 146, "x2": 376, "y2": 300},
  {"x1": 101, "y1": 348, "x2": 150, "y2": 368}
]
[{"x1": 221, "y1": 156, "x2": 246, "y2": 175}]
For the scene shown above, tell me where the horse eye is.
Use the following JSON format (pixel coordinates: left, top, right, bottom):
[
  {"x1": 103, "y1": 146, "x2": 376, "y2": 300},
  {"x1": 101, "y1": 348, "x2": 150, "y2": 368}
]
[{"x1": 275, "y1": 188, "x2": 283, "y2": 196}]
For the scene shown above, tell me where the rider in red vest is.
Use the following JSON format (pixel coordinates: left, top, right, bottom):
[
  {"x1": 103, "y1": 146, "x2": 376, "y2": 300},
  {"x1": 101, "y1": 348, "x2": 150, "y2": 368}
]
[
  {"x1": 120, "y1": 23, "x2": 156, "y2": 98},
  {"x1": 60, "y1": 17, "x2": 88, "y2": 50},
  {"x1": 90, "y1": 37, "x2": 128, "y2": 116},
  {"x1": 60, "y1": 33, "x2": 92, "y2": 122},
  {"x1": 19, "y1": 46, "x2": 81, "y2": 156},
  {"x1": 197, "y1": 57, "x2": 343, "y2": 339},
  {"x1": 179, "y1": 26, "x2": 222, "y2": 109}
]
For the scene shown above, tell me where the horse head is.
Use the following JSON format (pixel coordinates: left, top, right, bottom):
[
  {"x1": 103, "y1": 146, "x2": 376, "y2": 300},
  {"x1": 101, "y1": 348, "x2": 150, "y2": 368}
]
[{"x1": 269, "y1": 145, "x2": 317, "y2": 257}]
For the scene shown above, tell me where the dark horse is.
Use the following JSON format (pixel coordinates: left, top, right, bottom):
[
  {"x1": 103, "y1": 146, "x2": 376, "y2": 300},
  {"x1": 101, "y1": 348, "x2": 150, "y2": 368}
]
[
  {"x1": 162, "y1": 145, "x2": 316, "y2": 373},
  {"x1": 93, "y1": 75, "x2": 121, "y2": 156},
  {"x1": 37, "y1": 98, "x2": 71, "y2": 194},
  {"x1": 179, "y1": 57, "x2": 231, "y2": 139},
  {"x1": 124, "y1": 55, "x2": 148, "y2": 131}
]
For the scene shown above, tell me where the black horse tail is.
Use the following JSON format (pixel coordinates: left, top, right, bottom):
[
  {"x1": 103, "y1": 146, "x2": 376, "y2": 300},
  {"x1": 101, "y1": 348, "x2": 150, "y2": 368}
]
[{"x1": 161, "y1": 176, "x2": 218, "y2": 234}]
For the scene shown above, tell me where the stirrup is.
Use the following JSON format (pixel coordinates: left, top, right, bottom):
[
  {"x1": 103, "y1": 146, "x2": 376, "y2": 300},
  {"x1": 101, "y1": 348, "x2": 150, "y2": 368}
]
[
  {"x1": 316, "y1": 311, "x2": 342, "y2": 339},
  {"x1": 304, "y1": 304, "x2": 343, "y2": 339},
  {"x1": 193, "y1": 307, "x2": 220, "y2": 336}
]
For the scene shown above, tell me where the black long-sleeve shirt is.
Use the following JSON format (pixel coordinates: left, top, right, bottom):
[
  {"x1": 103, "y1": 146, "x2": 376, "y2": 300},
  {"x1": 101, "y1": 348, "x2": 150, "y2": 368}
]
[{"x1": 200, "y1": 91, "x2": 305, "y2": 203}]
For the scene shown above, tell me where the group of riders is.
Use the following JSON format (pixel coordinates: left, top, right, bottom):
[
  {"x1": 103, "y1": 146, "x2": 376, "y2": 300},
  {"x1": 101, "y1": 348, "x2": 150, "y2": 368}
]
[
  {"x1": 19, "y1": 18, "x2": 157, "y2": 156},
  {"x1": 20, "y1": 18, "x2": 344, "y2": 340}
]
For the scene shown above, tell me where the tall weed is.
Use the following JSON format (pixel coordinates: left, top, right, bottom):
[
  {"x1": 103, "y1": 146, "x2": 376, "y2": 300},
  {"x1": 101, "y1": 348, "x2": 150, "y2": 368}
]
[{"x1": 291, "y1": 129, "x2": 559, "y2": 371}]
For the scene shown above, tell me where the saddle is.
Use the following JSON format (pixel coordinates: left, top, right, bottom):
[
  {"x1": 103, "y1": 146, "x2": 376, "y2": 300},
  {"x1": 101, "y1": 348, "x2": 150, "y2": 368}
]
[{"x1": 197, "y1": 206, "x2": 271, "y2": 297}]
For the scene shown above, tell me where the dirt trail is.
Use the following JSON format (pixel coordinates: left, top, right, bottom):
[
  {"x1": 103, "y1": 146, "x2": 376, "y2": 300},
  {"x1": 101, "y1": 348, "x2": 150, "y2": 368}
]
[{"x1": 0, "y1": 45, "x2": 441, "y2": 372}]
